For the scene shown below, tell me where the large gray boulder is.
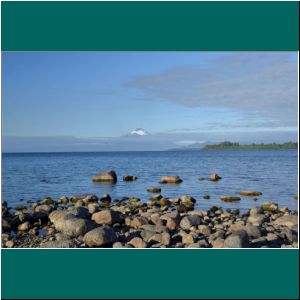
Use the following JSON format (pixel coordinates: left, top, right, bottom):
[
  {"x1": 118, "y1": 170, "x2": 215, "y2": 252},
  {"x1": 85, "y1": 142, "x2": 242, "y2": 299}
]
[
  {"x1": 92, "y1": 170, "x2": 117, "y2": 183},
  {"x1": 83, "y1": 227, "x2": 117, "y2": 247}
]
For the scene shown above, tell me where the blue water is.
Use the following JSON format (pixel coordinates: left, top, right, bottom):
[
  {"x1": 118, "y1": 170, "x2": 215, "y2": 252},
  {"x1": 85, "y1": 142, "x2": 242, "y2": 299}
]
[{"x1": 1, "y1": 150, "x2": 298, "y2": 211}]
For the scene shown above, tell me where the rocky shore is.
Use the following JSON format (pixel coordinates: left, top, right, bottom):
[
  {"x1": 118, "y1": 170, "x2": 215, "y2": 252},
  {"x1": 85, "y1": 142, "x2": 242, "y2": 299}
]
[{"x1": 2, "y1": 189, "x2": 298, "y2": 248}]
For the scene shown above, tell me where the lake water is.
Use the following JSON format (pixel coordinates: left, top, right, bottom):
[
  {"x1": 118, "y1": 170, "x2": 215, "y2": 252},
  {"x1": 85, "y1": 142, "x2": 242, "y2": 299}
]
[{"x1": 1, "y1": 150, "x2": 298, "y2": 212}]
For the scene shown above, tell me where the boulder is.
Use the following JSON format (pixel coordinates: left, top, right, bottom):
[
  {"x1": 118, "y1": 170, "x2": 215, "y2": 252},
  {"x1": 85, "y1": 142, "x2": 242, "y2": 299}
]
[
  {"x1": 42, "y1": 197, "x2": 55, "y2": 205},
  {"x1": 198, "y1": 225, "x2": 212, "y2": 236},
  {"x1": 18, "y1": 222, "x2": 31, "y2": 231},
  {"x1": 128, "y1": 237, "x2": 147, "y2": 248},
  {"x1": 220, "y1": 196, "x2": 241, "y2": 202},
  {"x1": 58, "y1": 196, "x2": 69, "y2": 205},
  {"x1": 49, "y1": 210, "x2": 88, "y2": 237},
  {"x1": 123, "y1": 175, "x2": 137, "y2": 181},
  {"x1": 240, "y1": 191, "x2": 262, "y2": 196},
  {"x1": 247, "y1": 214, "x2": 267, "y2": 226},
  {"x1": 180, "y1": 195, "x2": 196, "y2": 206},
  {"x1": 224, "y1": 230, "x2": 249, "y2": 248},
  {"x1": 273, "y1": 215, "x2": 298, "y2": 228},
  {"x1": 147, "y1": 187, "x2": 161, "y2": 193},
  {"x1": 180, "y1": 215, "x2": 202, "y2": 230},
  {"x1": 261, "y1": 202, "x2": 278, "y2": 213},
  {"x1": 159, "y1": 176, "x2": 182, "y2": 184},
  {"x1": 92, "y1": 170, "x2": 117, "y2": 183},
  {"x1": 210, "y1": 173, "x2": 221, "y2": 181},
  {"x1": 83, "y1": 227, "x2": 117, "y2": 247},
  {"x1": 91, "y1": 210, "x2": 122, "y2": 225},
  {"x1": 34, "y1": 204, "x2": 53, "y2": 214},
  {"x1": 40, "y1": 240, "x2": 74, "y2": 248}
]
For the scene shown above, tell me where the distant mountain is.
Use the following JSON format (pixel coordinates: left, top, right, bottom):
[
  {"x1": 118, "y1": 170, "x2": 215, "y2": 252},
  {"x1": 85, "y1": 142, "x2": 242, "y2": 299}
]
[{"x1": 126, "y1": 128, "x2": 150, "y2": 137}]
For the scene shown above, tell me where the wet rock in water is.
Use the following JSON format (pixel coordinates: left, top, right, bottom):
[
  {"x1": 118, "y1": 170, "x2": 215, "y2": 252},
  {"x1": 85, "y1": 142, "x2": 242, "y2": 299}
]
[
  {"x1": 18, "y1": 222, "x2": 31, "y2": 231},
  {"x1": 203, "y1": 195, "x2": 210, "y2": 200},
  {"x1": 273, "y1": 215, "x2": 298, "y2": 228},
  {"x1": 210, "y1": 173, "x2": 221, "y2": 181},
  {"x1": 42, "y1": 197, "x2": 55, "y2": 205},
  {"x1": 261, "y1": 202, "x2": 278, "y2": 213},
  {"x1": 180, "y1": 195, "x2": 196, "y2": 206},
  {"x1": 58, "y1": 196, "x2": 69, "y2": 205},
  {"x1": 15, "y1": 205, "x2": 27, "y2": 211},
  {"x1": 159, "y1": 176, "x2": 182, "y2": 184},
  {"x1": 40, "y1": 239, "x2": 74, "y2": 248},
  {"x1": 34, "y1": 204, "x2": 53, "y2": 214},
  {"x1": 5, "y1": 240, "x2": 15, "y2": 248},
  {"x1": 220, "y1": 196, "x2": 241, "y2": 202},
  {"x1": 123, "y1": 175, "x2": 137, "y2": 181},
  {"x1": 159, "y1": 198, "x2": 171, "y2": 207},
  {"x1": 128, "y1": 237, "x2": 147, "y2": 248},
  {"x1": 198, "y1": 177, "x2": 206, "y2": 181},
  {"x1": 147, "y1": 187, "x2": 161, "y2": 193},
  {"x1": 180, "y1": 215, "x2": 201, "y2": 230},
  {"x1": 239, "y1": 191, "x2": 262, "y2": 196},
  {"x1": 149, "y1": 194, "x2": 163, "y2": 201},
  {"x1": 92, "y1": 170, "x2": 117, "y2": 183},
  {"x1": 83, "y1": 227, "x2": 117, "y2": 247},
  {"x1": 82, "y1": 194, "x2": 98, "y2": 204},
  {"x1": 100, "y1": 194, "x2": 112, "y2": 203},
  {"x1": 49, "y1": 210, "x2": 89, "y2": 237},
  {"x1": 91, "y1": 210, "x2": 122, "y2": 225},
  {"x1": 224, "y1": 230, "x2": 249, "y2": 248},
  {"x1": 294, "y1": 195, "x2": 298, "y2": 200}
]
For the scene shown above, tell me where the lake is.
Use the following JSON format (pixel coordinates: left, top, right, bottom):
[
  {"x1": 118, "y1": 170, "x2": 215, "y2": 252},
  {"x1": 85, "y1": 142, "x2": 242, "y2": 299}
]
[{"x1": 1, "y1": 150, "x2": 298, "y2": 212}]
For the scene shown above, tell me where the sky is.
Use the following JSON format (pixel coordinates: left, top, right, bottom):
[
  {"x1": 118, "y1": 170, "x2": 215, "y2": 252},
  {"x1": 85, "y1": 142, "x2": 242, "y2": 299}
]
[{"x1": 2, "y1": 51, "x2": 298, "y2": 152}]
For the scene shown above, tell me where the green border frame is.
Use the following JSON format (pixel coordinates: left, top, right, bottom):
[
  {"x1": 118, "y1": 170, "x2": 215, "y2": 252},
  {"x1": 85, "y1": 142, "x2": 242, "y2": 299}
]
[
  {"x1": 1, "y1": 1, "x2": 299, "y2": 299},
  {"x1": 1, "y1": 1, "x2": 299, "y2": 51}
]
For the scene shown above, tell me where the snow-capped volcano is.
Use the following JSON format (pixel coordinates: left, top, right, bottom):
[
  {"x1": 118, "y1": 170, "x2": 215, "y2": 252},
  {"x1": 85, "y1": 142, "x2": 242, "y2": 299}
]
[{"x1": 129, "y1": 128, "x2": 150, "y2": 136}]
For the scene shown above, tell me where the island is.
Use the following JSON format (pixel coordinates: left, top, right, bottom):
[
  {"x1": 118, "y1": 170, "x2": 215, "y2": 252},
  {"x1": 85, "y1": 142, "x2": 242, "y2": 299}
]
[{"x1": 201, "y1": 141, "x2": 298, "y2": 151}]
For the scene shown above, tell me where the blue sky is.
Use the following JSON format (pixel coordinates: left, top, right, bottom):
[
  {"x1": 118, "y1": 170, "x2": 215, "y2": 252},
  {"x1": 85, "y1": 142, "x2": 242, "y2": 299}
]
[{"x1": 2, "y1": 51, "x2": 298, "y2": 151}]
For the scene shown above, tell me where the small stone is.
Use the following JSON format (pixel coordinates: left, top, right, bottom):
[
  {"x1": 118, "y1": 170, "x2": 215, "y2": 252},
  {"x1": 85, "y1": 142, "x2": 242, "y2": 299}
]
[
  {"x1": 248, "y1": 214, "x2": 266, "y2": 226},
  {"x1": 128, "y1": 237, "x2": 147, "y2": 248},
  {"x1": 180, "y1": 215, "x2": 202, "y2": 230},
  {"x1": 198, "y1": 225, "x2": 212, "y2": 236},
  {"x1": 91, "y1": 210, "x2": 122, "y2": 225},
  {"x1": 58, "y1": 196, "x2": 69, "y2": 205},
  {"x1": 42, "y1": 197, "x2": 54, "y2": 205},
  {"x1": 203, "y1": 195, "x2": 210, "y2": 200},
  {"x1": 18, "y1": 222, "x2": 30, "y2": 231},
  {"x1": 224, "y1": 230, "x2": 249, "y2": 248},
  {"x1": 5, "y1": 240, "x2": 15, "y2": 248}
]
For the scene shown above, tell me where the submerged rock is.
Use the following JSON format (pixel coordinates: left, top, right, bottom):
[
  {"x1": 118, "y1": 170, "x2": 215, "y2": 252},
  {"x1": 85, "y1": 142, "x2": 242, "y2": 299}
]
[
  {"x1": 240, "y1": 191, "x2": 262, "y2": 196},
  {"x1": 92, "y1": 170, "x2": 117, "y2": 183},
  {"x1": 123, "y1": 175, "x2": 137, "y2": 181},
  {"x1": 147, "y1": 187, "x2": 161, "y2": 193},
  {"x1": 220, "y1": 196, "x2": 241, "y2": 202}
]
